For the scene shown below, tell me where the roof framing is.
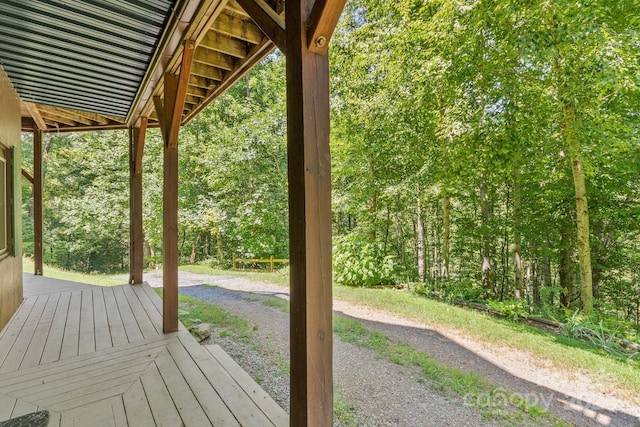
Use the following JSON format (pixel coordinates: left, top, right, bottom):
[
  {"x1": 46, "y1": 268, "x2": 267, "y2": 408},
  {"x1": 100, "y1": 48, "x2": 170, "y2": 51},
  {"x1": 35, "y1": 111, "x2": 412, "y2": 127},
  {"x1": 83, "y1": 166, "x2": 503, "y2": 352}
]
[{"x1": 2, "y1": 0, "x2": 280, "y2": 133}]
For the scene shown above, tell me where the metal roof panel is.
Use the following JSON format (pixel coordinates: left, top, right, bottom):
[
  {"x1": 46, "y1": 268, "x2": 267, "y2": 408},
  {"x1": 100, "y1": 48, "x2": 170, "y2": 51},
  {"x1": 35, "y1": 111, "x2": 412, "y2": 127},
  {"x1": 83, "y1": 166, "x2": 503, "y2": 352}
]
[{"x1": 0, "y1": 0, "x2": 176, "y2": 118}]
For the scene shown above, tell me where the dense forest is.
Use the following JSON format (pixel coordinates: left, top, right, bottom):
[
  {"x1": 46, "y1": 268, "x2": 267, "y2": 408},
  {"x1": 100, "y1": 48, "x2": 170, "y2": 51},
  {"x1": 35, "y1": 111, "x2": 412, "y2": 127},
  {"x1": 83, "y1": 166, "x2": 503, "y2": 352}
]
[{"x1": 22, "y1": 1, "x2": 640, "y2": 328}]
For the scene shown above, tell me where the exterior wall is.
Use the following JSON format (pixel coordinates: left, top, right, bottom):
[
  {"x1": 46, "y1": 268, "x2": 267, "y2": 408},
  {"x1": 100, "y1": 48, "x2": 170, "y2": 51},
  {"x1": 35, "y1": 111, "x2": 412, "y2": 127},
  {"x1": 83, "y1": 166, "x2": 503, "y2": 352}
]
[{"x1": 0, "y1": 66, "x2": 22, "y2": 330}]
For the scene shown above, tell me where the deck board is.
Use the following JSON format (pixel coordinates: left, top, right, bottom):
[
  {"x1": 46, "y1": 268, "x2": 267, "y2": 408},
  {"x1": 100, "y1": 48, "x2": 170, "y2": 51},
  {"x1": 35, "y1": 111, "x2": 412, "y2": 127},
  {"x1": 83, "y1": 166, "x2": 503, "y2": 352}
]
[{"x1": 0, "y1": 274, "x2": 287, "y2": 426}]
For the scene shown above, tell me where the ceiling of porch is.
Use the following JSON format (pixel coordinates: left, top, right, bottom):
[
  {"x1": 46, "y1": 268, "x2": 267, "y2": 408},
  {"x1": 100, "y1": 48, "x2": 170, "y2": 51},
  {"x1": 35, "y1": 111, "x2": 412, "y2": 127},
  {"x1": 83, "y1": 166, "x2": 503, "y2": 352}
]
[{"x1": 0, "y1": 0, "x2": 280, "y2": 133}]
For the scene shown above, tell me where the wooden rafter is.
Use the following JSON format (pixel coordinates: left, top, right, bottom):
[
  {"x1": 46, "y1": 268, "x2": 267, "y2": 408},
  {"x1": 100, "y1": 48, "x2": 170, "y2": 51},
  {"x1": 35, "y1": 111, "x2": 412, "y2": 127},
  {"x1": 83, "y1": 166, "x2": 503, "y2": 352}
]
[
  {"x1": 307, "y1": 0, "x2": 348, "y2": 53},
  {"x1": 195, "y1": 45, "x2": 237, "y2": 70},
  {"x1": 234, "y1": 0, "x2": 286, "y2": 54},
  {"x1": 200, "y1": 30, "x2": 249, "y2": 59},
  {"x1": 212, "y1": 12, "x2": 263, "y2": 44},
  {"x1": 25, "y1": 102, "x2": 47, "y2": 130},
  {"x1": 21, "y1": 168, "x2": 34, "y2": 184},
  {"x1": 191, "y1": 62, "x2": 225, "y2": 80}
]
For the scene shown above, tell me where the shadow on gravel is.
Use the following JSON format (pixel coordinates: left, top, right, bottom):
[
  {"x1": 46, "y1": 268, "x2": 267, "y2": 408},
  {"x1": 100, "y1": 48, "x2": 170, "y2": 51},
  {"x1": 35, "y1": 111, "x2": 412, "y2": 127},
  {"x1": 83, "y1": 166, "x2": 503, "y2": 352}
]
[
  {"x1": 334, "y1": 310, "x2": 640, "y2": 427},
  {"x1": 178, "y1": 283, "x2": 289, "y2": 304}
]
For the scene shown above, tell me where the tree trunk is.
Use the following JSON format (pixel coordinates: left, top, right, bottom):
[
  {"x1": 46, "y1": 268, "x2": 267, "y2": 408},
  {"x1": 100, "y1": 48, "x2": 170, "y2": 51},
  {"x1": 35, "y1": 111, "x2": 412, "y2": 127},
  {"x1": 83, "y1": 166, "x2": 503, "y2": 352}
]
[
  {"x1": 442, "y1": 193, "x2": 451, "y2": 278},
  {"x1": 512, "y1": 161, "x2": 523, "y2": 299},
  {"x1": 559, "y1": 221, "x2": 576, "y2": 308},
  {"x1": 417, "y1": 193, "x2": 425, "y2": 283},
  {"x1": 563, "y1": 101, "x2": 594, "y2": 313},
  {"x1": 480, "y1": 182, "x2": 493, "y2": 295}
]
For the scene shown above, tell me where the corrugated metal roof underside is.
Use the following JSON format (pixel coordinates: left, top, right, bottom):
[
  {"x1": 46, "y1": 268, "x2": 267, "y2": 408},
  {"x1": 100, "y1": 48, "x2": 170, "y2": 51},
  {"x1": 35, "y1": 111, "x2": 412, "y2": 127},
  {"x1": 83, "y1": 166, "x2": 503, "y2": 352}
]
[{"x1": 0, "y1": 0, "x2": 176, "y2": 118}]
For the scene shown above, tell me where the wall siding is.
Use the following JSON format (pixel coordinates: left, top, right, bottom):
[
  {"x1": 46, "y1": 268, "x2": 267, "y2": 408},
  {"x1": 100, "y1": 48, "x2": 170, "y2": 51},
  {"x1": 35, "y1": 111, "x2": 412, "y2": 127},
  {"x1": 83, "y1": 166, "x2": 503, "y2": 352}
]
[{"x1": 0, "y1": 65, "x2": 23, "y2": 331}]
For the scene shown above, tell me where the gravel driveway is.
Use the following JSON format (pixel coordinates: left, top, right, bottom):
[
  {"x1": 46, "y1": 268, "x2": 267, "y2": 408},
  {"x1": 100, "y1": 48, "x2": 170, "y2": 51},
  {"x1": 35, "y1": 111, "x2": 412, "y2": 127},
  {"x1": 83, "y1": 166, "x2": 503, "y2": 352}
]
[{"x1": 145, "y1": 271, "x2": 640, "y2": 427}]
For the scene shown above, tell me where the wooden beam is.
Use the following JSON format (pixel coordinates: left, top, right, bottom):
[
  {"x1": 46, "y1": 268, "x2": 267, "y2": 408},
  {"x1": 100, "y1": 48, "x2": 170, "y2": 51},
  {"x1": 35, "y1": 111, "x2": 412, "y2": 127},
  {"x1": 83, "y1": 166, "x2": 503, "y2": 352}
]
[
  {"x1": 21, "y1": 169, "x2": 34, "y2": 184},
  {"x1": 191, "y1": 62, "x2": 225, "y2": 80},
  {"x1": 153, "y1": 41, "x2": 195, "y2": 333},
  {"x1": 200, "y1": 30, "x2": 249, "y2": 59},
  {"x1": 167, "y1": 41, "x2": 196, "y2": 147},
  {"x1": 286, "y1": 0, "x2": 335, "y2": 425},
  {"x1": 25, "y1": 103, "x2": 47, "y2": 130},
  {"x1": 212, "y1": 12, "x2": 264, "y2": 44},
  {"x1": 235, "y1": 0, "x2": 286, "y2": 54},
  {"x1": 33, "y1": 129, "x2": 44, "y2": 276},
  {"x1": 194, "y1": 47, "x2": 236, "y2": 70},
  {"x1": 129, "y1": 118, "x2": 147, "y2": 285},
  {"x1": 184, "y1": 39, "x2": 275, "y2": 123},
  {"x1": 307, "y1": 0, "x2": 347, "y2": 54}
]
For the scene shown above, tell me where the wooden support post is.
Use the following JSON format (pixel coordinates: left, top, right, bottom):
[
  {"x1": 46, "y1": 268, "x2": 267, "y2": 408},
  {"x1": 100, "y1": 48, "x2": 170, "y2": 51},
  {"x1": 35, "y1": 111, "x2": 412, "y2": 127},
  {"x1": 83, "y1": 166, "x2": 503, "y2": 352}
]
[
  {"x1": 154, "y1": 41, "x2": 195, "y2": 333},
  {"x1": 129, "y1": 119, "x2": 147, "y2": 285},
  {"x1": 270, "y1": 255, "x2": 275, "y2": 272},
  {"x1": 33, "y1": 129, "x2": 43, "y2": 276},
  {"x1": 286, "y1": 0, "x2": 345, "y2": 424}
]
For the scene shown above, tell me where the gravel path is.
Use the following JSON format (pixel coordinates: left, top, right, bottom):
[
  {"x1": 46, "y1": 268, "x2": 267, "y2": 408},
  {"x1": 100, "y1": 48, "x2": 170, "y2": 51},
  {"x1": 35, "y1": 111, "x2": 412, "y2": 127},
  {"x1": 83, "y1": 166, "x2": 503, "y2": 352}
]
[{"x1": 145, "y1": 271, "x2": 640, "y2": 427}]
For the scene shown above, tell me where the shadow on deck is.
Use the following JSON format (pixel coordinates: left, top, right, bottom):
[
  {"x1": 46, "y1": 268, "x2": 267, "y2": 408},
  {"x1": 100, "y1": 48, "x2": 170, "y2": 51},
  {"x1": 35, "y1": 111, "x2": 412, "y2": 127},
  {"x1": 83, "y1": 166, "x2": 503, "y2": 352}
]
[{"x1": 0, "y1": 274, "x2": 287, "y2": 426}]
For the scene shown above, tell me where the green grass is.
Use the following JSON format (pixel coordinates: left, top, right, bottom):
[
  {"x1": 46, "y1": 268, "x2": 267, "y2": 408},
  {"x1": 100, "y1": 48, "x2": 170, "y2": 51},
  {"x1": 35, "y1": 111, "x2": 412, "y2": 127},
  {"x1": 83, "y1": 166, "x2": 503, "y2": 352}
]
[
  {"x1": 262, "y1": 296, "x2": 290, "y2": 313},
  {"x1": 22, "y1": 257, "x2": 126, "y2": 287},
  {"x1": 179, "y1": 264, "x2": 289, "y2": 287},
  {"x1": 333, "y1": 317, "x2": 567, "y2": 426},
  {"x1": 333, "y1": 285, "x2": 640, "y2": 402},
  {"x1": 155, "y1": 289, "x2": 253, "y2": 341}
]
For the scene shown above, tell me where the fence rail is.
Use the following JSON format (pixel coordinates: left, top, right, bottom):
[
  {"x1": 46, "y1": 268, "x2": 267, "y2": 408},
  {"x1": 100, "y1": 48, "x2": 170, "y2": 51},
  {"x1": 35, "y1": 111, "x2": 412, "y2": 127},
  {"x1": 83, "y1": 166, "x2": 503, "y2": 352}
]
[{"x1": 232, "y1": 255, "x2": 289, "y2": 272}]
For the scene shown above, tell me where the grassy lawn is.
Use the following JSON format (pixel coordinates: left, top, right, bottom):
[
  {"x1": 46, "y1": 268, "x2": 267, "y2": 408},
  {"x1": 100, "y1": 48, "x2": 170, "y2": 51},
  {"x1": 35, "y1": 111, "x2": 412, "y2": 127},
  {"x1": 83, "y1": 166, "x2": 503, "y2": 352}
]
[
  {"x1": 22, "y1": 258, "x2": 126, "y2": 287},
  {"x1": 179, "y1": 264, "x2": 289, "y2": 287},
  {"x1": 333, "y1": 285, "x2": 640, "y2": 402}
]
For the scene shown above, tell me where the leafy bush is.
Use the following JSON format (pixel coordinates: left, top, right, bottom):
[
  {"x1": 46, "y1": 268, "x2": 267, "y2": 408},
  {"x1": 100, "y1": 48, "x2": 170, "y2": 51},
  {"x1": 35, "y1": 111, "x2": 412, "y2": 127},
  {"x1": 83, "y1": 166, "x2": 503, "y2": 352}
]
[
  {"x1": 487, "y1": 300, "x2": 529, "y2": 321},
  {"x1": 333, "y1": 235, "x2": 397, "y2": 287}
]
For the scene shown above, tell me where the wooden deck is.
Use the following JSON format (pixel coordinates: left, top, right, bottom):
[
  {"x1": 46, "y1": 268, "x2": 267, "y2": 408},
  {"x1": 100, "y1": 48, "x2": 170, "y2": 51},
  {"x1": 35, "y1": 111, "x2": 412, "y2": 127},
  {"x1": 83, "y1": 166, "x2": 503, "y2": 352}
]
[{"x1": 0, "y1": 274, "x2": 288, "y2": 426}]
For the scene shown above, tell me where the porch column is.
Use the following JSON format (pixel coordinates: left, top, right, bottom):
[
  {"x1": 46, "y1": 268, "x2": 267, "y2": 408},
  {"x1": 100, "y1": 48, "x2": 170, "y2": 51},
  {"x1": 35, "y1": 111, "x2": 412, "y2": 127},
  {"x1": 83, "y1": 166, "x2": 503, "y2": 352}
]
[
  {"x1": 129, "y1": 119, "x2": 147, "y2": 285},
  {"x1": 33, "y1": 128, "x2": 43, "y2": 276},
  {"x1": 153, "y1": 41, "x2": 195, "y2": 333},
  {"x1": 285, "y1": 0, "x2": 346, "y2": 425}
]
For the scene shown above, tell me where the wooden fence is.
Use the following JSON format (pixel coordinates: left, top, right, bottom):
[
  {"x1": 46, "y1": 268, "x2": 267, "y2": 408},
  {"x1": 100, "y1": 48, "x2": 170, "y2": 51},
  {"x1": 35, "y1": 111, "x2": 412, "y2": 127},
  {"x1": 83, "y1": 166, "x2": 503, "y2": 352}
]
[{"x1": 232, "y1": 255, "x2": 289, "y2": 272}]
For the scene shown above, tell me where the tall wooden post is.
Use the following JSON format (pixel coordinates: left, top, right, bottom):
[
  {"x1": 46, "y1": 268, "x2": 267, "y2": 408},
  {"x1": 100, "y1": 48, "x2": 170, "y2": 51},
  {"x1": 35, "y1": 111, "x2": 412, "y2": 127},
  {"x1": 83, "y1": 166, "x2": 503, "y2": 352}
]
[
  {"x1": 129, "y1": 119, "x2": 147, "y2": 285},
  {"x1": 286, "y1": 0, "x2": 345, "y2": 424},
  {"x1": 153, "y1": 41, "x2": 195, "y2": 333},
  {"x1": 33, "y1": 128, "x2": 43, "y2": 276}
]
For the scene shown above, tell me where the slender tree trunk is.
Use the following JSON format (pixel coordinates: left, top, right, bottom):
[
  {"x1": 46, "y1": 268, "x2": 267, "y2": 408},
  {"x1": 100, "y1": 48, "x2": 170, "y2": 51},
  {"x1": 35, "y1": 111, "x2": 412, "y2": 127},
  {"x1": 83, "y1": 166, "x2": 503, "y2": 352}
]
[
  {"x1": 480, "y1": 182, "x2": 493, "y2": 295},
  {"x1": 563, "y1": 101, "x2": 594, "y2": 313},
  {"x1": 513, "y1": 161, "x2": 523, "y2": 299},
  {"x1": 442, "y1": 193, "x2": 451, "y2": 278},
  {"x1": 417, "y1": 193, "x2": 425, "y2": 283},
  {"x1": 559, "y1": 221, "x2": 576, "y2": 308}
]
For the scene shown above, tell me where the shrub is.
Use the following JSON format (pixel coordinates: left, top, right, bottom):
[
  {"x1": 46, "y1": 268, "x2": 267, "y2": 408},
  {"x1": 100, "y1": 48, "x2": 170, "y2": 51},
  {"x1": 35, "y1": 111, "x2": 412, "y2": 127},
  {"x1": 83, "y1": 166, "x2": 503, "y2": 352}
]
[{"x1": 333, "y1": 235, "x2": 397, "y2": 287}]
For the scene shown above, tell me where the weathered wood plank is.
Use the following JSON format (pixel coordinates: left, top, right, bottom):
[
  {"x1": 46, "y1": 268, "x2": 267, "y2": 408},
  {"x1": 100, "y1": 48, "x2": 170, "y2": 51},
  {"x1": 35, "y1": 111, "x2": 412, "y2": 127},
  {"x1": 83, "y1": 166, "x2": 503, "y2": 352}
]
[
  {"x1": 60, "y1": 395, "x2": 125, "y2": 427},
  {"x1": 139, "y1": 360, "x2": 183, "y2": 427},
  {"x1": 207, "y1": 344, "x2": 287, "y2": 426},
  {"x1": 125, "y1": 285, "x2": 162, "y2": 333},
  {"x1": 20, "y1": 293, "x2": 60, "y2": 369},
  {"x1": 154, "y1": 350, "x2": 213, "y2": 426},
  {"x1": 111, "y1": 286, "x2": 145, "y2": 343},
  {"x1": 167, "y1": 341, "x2": 240, "y2": 426},
  {"x1": 0, "y1": 297, "x2": 38, "y2": 367},
  {"x1": 60, "y1": 291, "x2": 83, "y2": 360},
  {"x1": 0, "y1": 296, "x2": 49, "y2": 373},
  {"x1": 102, "y1": 288, "x2": 128, "y2": 347},
  {"x1": 78, "y1": 290, "x2": 96, "y2": 355},
  {"x1": 93, "y1": 288, "x2": 112, "y2": 351},
  {"x1": 177, "y1": 333, "x2": 268, "y2": 426},
  {"x1": 122, "y1": 377, "x2": 155, "y2": 426},
  {"x1": 10, "y1": 399, "x2": 38, "y2": 418},
  {"x1": 0, "y1": 336, "x2": 170, "y2": 388},
  {"x1": 235, "y1": 0, "x2": 286, "y2": 53},
  {"x1": 40, "y1": 291, "x2": 71, "y2": 364},
  {"x1": 0, "y1": 394, "x2": 16, "y2": 421}
]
